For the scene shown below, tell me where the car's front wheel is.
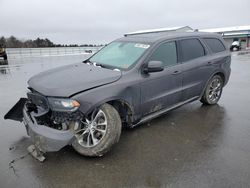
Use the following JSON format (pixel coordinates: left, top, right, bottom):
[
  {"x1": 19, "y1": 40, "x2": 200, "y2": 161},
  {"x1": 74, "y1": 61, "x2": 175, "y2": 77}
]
[
  {"x1": 200, "y1": 75, "x2": 223, "y2": 105},
  {"x1": 72, "y1": 103, "x2": 122, "y2": 157}
]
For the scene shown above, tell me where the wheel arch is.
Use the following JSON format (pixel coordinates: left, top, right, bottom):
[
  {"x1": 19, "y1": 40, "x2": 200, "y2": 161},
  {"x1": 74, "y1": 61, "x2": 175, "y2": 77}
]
[
  {"x1": 84, "y1": 97, "x2": 135, "y2": 127},
  {"x1": 199, "y1": 71, "x2": 225, "y2": 99},
  {"x1": 214, "y1": 72, "x2": 225, "y2": 85},
  {"x1": 107, "y1": 99, "x2": 134, "y2": 127}
]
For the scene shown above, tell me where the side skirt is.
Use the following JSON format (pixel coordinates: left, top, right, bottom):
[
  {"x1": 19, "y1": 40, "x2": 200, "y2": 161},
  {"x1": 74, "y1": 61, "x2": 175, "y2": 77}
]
[{"x1": 132, "y1": 96, "x2": 199, "y2": 128}]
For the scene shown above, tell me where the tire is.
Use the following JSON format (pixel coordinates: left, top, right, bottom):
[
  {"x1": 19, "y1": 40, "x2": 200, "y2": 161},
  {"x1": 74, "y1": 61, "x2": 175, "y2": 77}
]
[
  {"x1": 72, "y1": 103, "x2": 122, "y2": 157},
  {"x1": 3, "y1": 54, "x2": 7, "y2": 60},
  {"x1": 200, "y1": 75, "x2": 223, "y2": 105}
]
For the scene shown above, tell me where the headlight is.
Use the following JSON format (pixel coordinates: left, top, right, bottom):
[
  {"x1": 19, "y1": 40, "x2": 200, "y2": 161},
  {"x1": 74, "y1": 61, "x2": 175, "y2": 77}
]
[{"x1": 48, "y1": 98, "x2": 80, "y2": 112}]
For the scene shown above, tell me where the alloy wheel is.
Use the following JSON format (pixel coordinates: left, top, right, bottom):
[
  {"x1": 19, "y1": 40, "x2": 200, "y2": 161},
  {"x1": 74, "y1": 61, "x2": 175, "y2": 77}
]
[
  {"x1": 208, "y1": 77, "x2": 222, "y2": 102},
  {"x1": 74, "y1": 109, "x2": 107, "y2": 147}
]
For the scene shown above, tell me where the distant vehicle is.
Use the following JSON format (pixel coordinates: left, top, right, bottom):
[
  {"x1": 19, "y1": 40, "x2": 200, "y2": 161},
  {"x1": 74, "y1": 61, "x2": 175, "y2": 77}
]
[
  {"x1": 230, "y1": 41, "x2": 241, "y2": 51},
  {"x1": 85, "y1": 49, "x2": 92, "y2": 53},
  {"x1": 5, "y1": 31, "x2": 231, "y2": 160},
  {"x1": 0, "y1": 45, "x2": 7, "y2": 60}
]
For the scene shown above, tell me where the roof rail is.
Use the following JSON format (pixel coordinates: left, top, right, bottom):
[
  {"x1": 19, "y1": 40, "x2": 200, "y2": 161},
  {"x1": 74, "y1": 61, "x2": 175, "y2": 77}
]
[{"x1": 124, "y1": 26, "x2": 192, "y2": 37}]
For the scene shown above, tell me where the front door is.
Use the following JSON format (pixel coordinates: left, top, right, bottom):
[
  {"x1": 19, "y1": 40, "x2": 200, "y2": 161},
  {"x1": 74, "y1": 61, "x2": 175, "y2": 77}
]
[{"x1": 140, "y1": 41, "x2": 182, "y2": 116}]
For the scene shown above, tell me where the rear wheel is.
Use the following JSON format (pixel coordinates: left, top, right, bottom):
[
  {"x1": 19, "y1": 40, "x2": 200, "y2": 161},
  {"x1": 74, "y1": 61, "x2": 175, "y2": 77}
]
[
  {"x1": 72, "y1": 103, "x2": 122, "y2": 157},
  {"x1": 200, "y1": 75, "x2": 223, "y2": 105}
]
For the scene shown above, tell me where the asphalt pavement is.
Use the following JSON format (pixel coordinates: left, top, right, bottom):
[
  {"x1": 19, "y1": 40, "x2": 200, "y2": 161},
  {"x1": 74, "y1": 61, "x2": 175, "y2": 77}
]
[{"x1": 0, "y1": 53, "x2": 250, "y2": 188}]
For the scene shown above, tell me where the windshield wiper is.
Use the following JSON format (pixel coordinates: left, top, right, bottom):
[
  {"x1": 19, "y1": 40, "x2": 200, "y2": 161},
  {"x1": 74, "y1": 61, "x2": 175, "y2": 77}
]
[
  {"x1": 95, "y1": 63, "x2": 106, "y2": 68},
  {"x1": 95, "y1": 63, "x2": 117, "y2": 70},
  {"x1": 82, "y1": 60, "x2": 115, "y2": 70},
  {"x1": 82, "y1": 59, "x2": 92, "y2": 64},
  {"x1": 83, "y1": 59, "x2": 102, "y2": 67}
]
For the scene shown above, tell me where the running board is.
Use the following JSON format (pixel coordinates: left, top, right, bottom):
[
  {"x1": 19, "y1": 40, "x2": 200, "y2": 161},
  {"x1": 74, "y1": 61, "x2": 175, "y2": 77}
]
[{"x1": 132, "y1": 96, "x2": 199, "y2": 127}]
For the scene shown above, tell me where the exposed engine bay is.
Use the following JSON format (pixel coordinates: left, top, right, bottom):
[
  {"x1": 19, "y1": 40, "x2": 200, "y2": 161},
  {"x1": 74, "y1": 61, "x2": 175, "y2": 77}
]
[{"x1": 25, "y1": 90, "x2": 84, "y2": 131}]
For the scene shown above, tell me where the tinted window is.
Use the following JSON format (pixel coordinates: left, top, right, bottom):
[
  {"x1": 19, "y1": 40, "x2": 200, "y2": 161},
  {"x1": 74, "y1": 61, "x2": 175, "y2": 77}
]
[
  {"x1": 180, "y1": 39, "x2": 205, "y2": 62},
  {"x1": 149, "y1": 42, "x2": 177, "y2": 67},
  {"x1": 204, "y1": 38, "x2": 226, "y2": 53}
]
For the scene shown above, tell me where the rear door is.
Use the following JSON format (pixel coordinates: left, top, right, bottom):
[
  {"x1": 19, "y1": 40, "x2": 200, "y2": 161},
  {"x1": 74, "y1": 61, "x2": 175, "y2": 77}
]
[
  {"x1": 178, "y1": 38, "x2": 214, "y2": 101},
  {"x1": 140, "y1": 41, "x2": 183, "y2": 116}
]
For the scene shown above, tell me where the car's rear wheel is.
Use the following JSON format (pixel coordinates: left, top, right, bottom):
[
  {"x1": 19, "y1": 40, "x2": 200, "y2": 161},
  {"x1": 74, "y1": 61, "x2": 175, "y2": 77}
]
[
  {"x1": 200, "y1": 75, "x2": 223, "y2": 105},
  {"x1": 72, "y1": 103, "x2": 122, "y2": 157}
]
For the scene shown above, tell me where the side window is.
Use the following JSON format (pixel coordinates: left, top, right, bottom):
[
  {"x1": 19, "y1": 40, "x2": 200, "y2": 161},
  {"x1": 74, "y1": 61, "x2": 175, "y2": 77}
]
[
  {"x1": 149, "y1": 41, "x2": 177, "y2": 67},
  {"x1": 204, "y1": 38, "x2": 226, "y2": 53},
  {"x1": 180, "y1": 39, "x2": 205, "y2": 62}
]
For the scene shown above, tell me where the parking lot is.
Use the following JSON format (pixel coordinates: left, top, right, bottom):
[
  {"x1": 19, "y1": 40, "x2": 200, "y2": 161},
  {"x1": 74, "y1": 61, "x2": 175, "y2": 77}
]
[{"x1": 0, "y1": 53, "x2": 250, "y2": 187}]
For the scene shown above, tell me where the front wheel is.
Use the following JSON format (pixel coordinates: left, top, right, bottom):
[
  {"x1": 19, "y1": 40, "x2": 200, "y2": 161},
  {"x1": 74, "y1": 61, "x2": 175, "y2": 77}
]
[
  {"x1": 200, "y1": 75, "x2": 223, "y2": 105},
  {"x1": 72, "y1": 103, "x2": 122, "y2": 157}
]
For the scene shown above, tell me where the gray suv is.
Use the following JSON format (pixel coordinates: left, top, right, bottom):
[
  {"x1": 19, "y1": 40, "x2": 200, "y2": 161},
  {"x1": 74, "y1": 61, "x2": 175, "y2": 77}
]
[{"x1": 5, "y1": 31, "x2": 231, "y2": 160}]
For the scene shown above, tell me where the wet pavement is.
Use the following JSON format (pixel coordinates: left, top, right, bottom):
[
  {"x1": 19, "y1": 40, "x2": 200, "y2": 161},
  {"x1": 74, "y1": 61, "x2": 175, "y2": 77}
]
[{"x1": 0, "y1": 53, "x2": 250, "y2": 188}]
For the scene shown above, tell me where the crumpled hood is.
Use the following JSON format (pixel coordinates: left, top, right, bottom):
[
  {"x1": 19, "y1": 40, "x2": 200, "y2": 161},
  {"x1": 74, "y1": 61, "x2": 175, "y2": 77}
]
[{"x1": 28, "y1": 63, "x2": 122, "y2": 97}]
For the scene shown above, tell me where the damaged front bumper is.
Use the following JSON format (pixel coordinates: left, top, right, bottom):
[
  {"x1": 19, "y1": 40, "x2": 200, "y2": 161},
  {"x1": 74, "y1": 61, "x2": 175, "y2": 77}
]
[
  {"x1": 23, "y1": 105, "x2": 74, "y2": 153},
  {"x1": 5, "y1": 95, "x2": 79, "y2": 160}
]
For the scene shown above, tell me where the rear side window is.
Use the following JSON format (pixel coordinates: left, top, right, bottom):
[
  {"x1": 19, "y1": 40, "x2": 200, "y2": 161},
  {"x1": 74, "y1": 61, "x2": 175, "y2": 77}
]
[
  {"x1": 179, "y1": 39, "x2": 205, "y2": 62},
  {"x1": 204, "y1": 38, "x2": 226, "y2": 53},
  {"x1": 149, "y1": 41, "x2": 177, "y2": 67}
]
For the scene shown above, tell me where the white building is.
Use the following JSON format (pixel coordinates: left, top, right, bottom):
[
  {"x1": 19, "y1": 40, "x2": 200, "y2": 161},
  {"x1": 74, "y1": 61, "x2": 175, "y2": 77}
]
[
  {"x1": 200, "y1": 26, "x2": 250, "y2": 49},
  {"x1": 124, "y1": 25, "x2": 250, "y2": 49}
]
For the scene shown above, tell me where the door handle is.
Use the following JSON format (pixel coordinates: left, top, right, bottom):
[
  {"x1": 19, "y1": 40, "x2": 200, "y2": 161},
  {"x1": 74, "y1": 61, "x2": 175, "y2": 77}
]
[{"x1": 172, "y1": 70, "x2": 181, "y2": 75}]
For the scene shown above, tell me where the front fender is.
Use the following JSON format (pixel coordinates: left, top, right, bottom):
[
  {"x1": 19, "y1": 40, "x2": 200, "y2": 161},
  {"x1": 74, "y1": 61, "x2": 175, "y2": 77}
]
[{"x1": 72, "y1": 79, "x2": 141, "y2": 121}]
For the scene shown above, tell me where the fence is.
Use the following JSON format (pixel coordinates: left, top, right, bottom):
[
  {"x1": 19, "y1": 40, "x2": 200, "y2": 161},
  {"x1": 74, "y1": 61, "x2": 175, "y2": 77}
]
[{"x1": 5, "y1": 47, "x2": 101, "y2": 59}]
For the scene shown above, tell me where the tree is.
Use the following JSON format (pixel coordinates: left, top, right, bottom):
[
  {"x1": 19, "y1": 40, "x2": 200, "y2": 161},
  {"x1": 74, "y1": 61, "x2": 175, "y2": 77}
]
[
  {"x1": 0, "y1": 36, "x2": 6, "y2": 47},
  {"x1": 0, "y1": 35, "x2": 103, "y2": 48},
  {"x1": 6, "y1": 36, "x2": 23, "y2": 48}
]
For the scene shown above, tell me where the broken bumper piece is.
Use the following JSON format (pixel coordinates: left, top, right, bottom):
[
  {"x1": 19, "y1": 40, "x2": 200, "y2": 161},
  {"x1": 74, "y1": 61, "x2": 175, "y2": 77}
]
[
  {"x1": 27, "y1": 145, "x2": 46, "y2": 162},
  {"x1": 23, "y1": 107, "x2": 74, "y2": 153}
]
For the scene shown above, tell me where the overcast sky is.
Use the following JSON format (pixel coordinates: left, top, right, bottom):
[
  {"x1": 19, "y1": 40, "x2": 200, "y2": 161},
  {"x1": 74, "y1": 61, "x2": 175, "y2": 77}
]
[{"x1": 0, "y1": 0, "x2": 249, "y2": 44}]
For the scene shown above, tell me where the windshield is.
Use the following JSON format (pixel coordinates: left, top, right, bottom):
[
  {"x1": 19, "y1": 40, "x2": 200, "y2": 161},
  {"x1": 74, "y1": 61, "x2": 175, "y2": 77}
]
[{"x1": 89, "y1": 41, "x2": 150, "y2": 70}]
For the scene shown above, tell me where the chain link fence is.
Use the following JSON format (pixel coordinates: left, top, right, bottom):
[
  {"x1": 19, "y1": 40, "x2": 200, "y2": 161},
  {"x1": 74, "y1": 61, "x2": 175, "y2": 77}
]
[{"x1": 5, "y1": 47, "x2": 101, "y2": 59}]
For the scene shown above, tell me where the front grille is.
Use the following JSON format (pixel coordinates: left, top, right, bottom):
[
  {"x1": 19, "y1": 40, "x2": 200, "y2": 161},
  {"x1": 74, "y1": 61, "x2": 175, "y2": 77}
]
[
  {"x1": 27, "y1": 92, "x2": 49, "y2": 110},
  {"x1": 51, "y1": 111, "x2": 83, "y2": 123}
]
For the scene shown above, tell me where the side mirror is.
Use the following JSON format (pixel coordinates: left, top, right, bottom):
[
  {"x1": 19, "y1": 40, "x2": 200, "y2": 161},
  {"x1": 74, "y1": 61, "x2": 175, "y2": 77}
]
[{"x1": 144, "y1": 61, "x2": 164, "y2": 73}]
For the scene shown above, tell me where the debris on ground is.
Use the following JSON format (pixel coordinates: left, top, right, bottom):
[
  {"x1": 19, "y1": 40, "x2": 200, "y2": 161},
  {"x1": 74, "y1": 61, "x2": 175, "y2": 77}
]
[
  {"x1": 9, "y1": 146, "x2": 15, "y2": 151},
  {"x1": 9, "y1": 152, "x2": 29, "y2": 176},
  {"x1": 27, "y1": 145, "x2": 46, "y2": 162}
]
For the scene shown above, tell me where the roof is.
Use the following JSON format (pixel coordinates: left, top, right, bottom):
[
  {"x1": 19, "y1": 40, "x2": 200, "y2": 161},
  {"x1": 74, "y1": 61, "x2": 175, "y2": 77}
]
[
  {"x1": 124, "y1": 26, "x2": 192, "y2": 36},
  {"x1": 117, "y1": 31, "x2": 220, "y2": 44},
  {"x1": 200, "y1": 25, "x2": 250, "y2": 33}
]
